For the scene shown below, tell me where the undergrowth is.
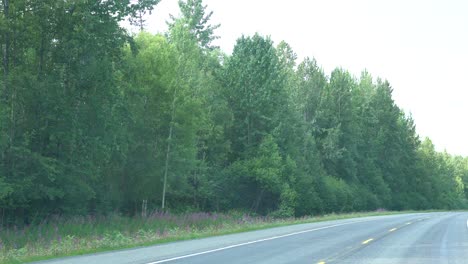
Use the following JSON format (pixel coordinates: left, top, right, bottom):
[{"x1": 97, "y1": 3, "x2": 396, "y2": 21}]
[{"x1": 0, "y1": 210, "x2": 409, "y2": 264}]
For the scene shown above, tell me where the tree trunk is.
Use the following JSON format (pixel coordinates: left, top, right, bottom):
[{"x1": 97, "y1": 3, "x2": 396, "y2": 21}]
[
  {"x1": 2, "y1": 0, "x2": 14, "y2": 174},
  {"x1": 141, "y1": 199, "x2": 147, "y2": 218},
  {"x1": 38, "y1": 31, "x2": 45, "y2": 77},
  {"x1": 2, "y1": 0, "x2": 9, "y2": 98},
  {"x1": 162, "y1": 85, "x2": 177, "y2": 210},
  {"x1": 161, "y1": 123, "x2": 172, "y2": 209},
  {"x1": 247, "y1": 114, "x2": 251, "y2": 148},
  {"x1": 252, "y1": 188, "x2": 265, "y2": 213}
]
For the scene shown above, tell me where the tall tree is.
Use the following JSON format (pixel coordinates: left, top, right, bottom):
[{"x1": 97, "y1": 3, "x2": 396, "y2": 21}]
[
  {"x1": 168, "y1": 0, "x2": 220, "y2": 50},
  {"x1": 223, "y1": 34, "x2": 288, "y2": 159},
  {"x1": 0, "y1": 0, "x2": 160, "y2": 221},
  {"x1": 315, "y1": 69, "x2": 358, "y2": 182}
]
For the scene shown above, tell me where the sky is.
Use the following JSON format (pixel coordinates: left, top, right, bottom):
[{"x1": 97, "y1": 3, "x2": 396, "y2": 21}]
[{"x1": 140, "y1": 0, "x2": 468, "y2": 156}]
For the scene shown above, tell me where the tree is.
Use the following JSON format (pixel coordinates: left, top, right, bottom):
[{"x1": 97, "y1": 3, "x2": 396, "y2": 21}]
[
  {"x1": 168, "y1": 0, "x2": 220, "y2": 50},
  {"x1": 223, "y1": 34, "x2": 288, "y2": 159},
  {"x1": 315, "y1": 69, "x2": 358, "y2": 182},
  {"x1": 0, "y1": 0, "x2": 160, "y2": 221},
  {"x1": 295, "y1": 58, "x2": 327, "y2": 124},
  {"x1": 1, "y1": 0, "x2": 467, "y2": 222}
]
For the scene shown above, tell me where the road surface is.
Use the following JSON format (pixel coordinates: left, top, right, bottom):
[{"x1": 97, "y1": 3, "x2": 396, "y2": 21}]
[{"x1": 34, "y1": 212, "x2": 468, "y2": 264}]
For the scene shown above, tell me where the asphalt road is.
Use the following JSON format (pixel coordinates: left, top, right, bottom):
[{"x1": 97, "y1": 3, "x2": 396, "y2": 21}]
[{"x1": 34, "y1": 212, "x2": 468, "y2": 264}]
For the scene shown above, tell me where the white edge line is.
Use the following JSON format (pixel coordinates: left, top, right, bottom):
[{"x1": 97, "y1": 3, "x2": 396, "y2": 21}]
[
  {"x1": 146, "y1": 218, "x2": 377, "y2": 264},
  {"x1": 466, "y1": 219, "x2": 468, "y2": 229}
]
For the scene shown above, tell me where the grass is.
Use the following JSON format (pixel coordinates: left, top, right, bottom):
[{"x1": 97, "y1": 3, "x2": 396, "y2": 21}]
[{"x1": 0, "y1": 210, "x2": 413, "y2": 264}]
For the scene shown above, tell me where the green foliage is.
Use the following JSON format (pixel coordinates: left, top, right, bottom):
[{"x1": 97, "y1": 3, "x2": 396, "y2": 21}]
[
  {"x1": 168, "y1": 0, "x2": 220, "y2": 50},
  {"x1": 222, "y1": 34, "x2": 289, "y2": 159},
  {"x1": 0, "y1": 0, "x2": 466, "y2": 228}
]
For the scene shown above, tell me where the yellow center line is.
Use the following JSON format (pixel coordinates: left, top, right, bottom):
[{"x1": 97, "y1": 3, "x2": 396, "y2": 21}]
[
  {"x1": 362, "y1": 238, "x2": 374, "y2": 244},
  {"x1": 317, "y1": 262, "x2": 326, "y2": 264},
  {"x1": 389, "y1": 228, "x2": 397, "y2": 232}
]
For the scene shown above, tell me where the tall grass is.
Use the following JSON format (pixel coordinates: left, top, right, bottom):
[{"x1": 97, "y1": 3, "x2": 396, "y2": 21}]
[
  {"x1": 0, "y1": 211, "x2": 273, "y2": 263},
  {"x1": 0, "y1": 210, "x2": 401, "y2": 264}
]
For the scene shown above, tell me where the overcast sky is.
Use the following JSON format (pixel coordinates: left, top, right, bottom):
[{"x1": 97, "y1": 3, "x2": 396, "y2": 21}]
[{"x1": 140, "y1": 0, "x2": 468, "y2": 156}]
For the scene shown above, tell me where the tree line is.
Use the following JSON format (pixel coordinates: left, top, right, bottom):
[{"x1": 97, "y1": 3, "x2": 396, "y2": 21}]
[{"x1": 1, "y1": 0, "x2": 467, "y2": 224}]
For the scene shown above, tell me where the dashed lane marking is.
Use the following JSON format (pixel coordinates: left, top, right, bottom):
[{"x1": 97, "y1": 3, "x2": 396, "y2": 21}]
[{"x1": 145, "y1": 218, "x2": 379, "y2": 264}]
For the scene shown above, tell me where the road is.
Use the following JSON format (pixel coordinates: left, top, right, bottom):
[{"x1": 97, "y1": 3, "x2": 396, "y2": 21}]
[{"x1": 34, "y1": 212, "x2": 468, "y2": 264}]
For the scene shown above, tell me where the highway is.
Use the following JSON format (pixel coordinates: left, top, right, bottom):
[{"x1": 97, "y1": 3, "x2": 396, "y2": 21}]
[{"x1": 35, "y1": 212, "x2": 468, "y2": 264}]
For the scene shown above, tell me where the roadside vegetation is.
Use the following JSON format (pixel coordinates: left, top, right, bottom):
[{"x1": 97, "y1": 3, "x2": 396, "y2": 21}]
[
  {"x1": 1, "y1": 0, "x2": 468, "y2": 263},
  {"x1": 0, "y1": 210, "x2": 407, "y2": 264}
]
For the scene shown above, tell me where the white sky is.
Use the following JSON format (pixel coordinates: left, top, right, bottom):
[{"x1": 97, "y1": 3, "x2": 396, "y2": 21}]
[{"x1": 141, "y1": 0, "x2": 468, "y2": 157}]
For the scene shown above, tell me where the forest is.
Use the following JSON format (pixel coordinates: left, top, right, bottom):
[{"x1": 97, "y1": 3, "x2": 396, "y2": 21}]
[{"x1": 1, "y1": 0, "x2": 468, "y2": 225}]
